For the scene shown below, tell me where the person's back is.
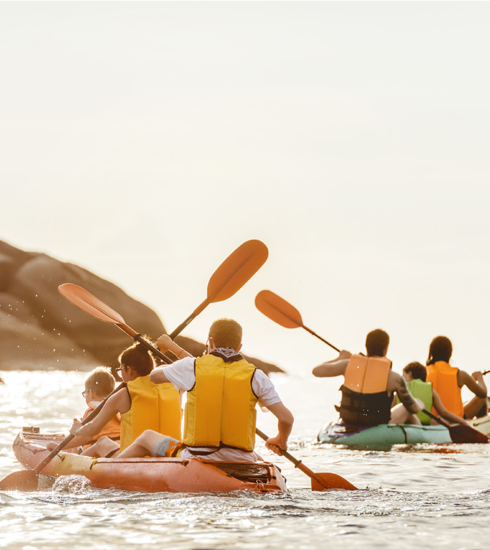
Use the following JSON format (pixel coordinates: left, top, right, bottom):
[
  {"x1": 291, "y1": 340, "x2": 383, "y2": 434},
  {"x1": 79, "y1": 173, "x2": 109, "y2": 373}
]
[
  {"x1": 116, "y1": 318, "x2": 294, "y2": 462},
  {"x1": 313, "y1": 329, "x2": 424, "y2": 426},
  {"x1": 426, "y1": 336, "x2": 487, "y2": 419},
  {"x1": 400, "y1": 360, "x2": 471, "y2": 427},
  {"x1": 184, "y1": 348, "x2": 258, "y2": 454},
  {"x1": 70, "y1": 340, "x2": 182, "y2": 458}
]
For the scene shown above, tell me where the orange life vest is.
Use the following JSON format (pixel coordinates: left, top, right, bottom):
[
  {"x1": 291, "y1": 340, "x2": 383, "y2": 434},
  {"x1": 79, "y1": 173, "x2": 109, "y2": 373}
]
[
  {"x1": 338, "y1": 354, "x2": 392, "y2": 426},
  {"x1": 426, "y1": 361, "x2": 464, "y2": 417},
  {"x1": 81, "y1": 401, "x2": 121, "y2": 451}
]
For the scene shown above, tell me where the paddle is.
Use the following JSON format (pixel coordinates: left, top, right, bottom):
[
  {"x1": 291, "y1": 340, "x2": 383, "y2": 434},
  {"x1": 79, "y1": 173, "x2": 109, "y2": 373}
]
[
  {"x1": 0, "y1": 383, "x2": 127, "y2": 491},
  {"x1": 422, "y1": 408, "x2": 489, "y2": 444},
  {"x1": 0, "y1": 241, "x2": 268, "y2": 492},
  {"x1": 156, "y1": 335, "x2": 357, "y2": 491},
  {"x1": 58, "y1": 284, "x2": 173, "y2": 364},
  {"x1": 255, "y1": 290, "x2": 340, "y2": 352},
  {"x1": 255, "y1": 428, "x2": 357, "y2": 491},
  {"x1": 170, "y1": 240, "x2": 268, "y2": 339},
  {"x1": 255, "y1": 290, "x2": 488, "y2": 445}
]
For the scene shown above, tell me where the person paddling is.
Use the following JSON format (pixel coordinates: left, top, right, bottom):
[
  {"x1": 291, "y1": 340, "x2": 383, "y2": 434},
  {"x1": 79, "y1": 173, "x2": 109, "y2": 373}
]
[
  {"x1": 396, "y1": 362, "x2": 471, "y2": 426},
  {"x1": 426, "y1": 336, "x2": 487, "y2": 420},
  {"x1": 117, "y1": 318, "x2": 295, "y2": 461},
  {"x1": 312, "y1": 329, "x2": 424, "y2": 426},
  {"x1": 69, "y1": 340, "x2": 182, "y2": 457}
]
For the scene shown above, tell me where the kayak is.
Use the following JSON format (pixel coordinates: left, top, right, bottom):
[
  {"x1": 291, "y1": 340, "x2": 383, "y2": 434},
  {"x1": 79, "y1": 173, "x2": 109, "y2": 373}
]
[
  {"x1": 12, "y1": 427, "x2": 287, "y2": 494},
  {"x1": 471, "y1": 414, "x2": 490, "y2": 436},
  {"x1": 317, "y1": 421, "x2": 452, "y2": 448}
]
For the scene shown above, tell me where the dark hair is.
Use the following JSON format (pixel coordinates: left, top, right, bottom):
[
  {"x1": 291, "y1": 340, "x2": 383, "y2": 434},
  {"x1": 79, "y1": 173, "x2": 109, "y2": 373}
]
[
  {"x1": 209, "y1": 318, "x2": 242, "y2": 350},
  {"x1": 403, "y1": 362, "x2": 427, "y2": 382},
  {"x1": 427, "y1": 336, "x2": 452, "y2": 366},
  {"x1": 85, "y1": 367, "x2": 115, "y2": 396},
  {"x1": 365, "y1": 329, "x2": 390, "y2": 357},
  {"x1": 118, "y1": 339, "x2": 155, "y2": 377}
]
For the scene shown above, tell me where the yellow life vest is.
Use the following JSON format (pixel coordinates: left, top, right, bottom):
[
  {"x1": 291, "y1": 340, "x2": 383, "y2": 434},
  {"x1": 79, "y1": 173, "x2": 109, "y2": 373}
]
[
  {"x1": 426, "y1": 361, "x2": 464, "y2": 417},
  {"x1": 120, "y1": 374, "x2": 182, "y2": 451},
  {"x1": 183, "y1": 353, "x2": 258, "y2": 451}
]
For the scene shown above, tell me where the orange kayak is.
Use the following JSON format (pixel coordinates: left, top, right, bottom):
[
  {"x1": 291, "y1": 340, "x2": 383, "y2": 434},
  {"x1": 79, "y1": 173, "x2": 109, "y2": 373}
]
[{"x1": 13, "y1": 428, "x2": 287, "y2": 494}]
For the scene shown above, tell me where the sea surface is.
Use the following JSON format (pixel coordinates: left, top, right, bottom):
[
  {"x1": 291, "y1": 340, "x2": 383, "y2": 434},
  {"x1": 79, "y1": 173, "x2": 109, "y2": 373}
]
[{"x1": 1, "y1": 371, "x2": 489, "y2": 550}]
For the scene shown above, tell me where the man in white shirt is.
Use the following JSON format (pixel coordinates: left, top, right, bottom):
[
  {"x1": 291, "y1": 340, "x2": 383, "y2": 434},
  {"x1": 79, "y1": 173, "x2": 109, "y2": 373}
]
[{"x1": 118, "y1": 318, "x2": 294, "y2": 462}]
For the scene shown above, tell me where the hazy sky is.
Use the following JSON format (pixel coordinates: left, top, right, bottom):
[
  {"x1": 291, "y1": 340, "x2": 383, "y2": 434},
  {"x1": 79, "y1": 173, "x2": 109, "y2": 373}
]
[{"x1": 1, "y1": 2, "x2": 490, "y2": 376}]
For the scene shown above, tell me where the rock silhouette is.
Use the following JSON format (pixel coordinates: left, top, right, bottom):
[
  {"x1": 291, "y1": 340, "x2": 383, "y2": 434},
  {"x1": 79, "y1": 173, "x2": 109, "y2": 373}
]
[{"x1": 0, "y1": 240, "x2": 282, "y2": 374}]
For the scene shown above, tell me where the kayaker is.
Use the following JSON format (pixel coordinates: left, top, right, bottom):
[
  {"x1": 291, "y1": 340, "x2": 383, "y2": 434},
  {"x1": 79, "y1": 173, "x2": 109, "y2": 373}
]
[
  {"x1": 312, "y1": 329, "x2": 424, "y2": 426},
  {"x1": 116, "y1": 318, "x2": 294, "y2": 461},
  {"x1": 396, "y1": 362, "x2": 471, "y2": 426},
  {"x1": 46, "y1": 367, "x2": 121, "y2": 454},
  {"x1": 426, "y1": 336, "x2": 487, "y2": 420},
  {"x1": 69, "y1": 340, "x2": 182, "y2": 458}
]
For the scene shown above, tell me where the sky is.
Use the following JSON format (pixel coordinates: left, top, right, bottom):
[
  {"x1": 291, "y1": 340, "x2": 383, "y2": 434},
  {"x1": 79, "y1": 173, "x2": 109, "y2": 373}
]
[{"x1": 1, "y1": 2, "x2": 490, "y2": 377}]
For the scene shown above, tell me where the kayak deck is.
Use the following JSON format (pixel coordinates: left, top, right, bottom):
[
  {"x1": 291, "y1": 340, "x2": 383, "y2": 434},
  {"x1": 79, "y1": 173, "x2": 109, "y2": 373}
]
[
  {"x1": 13, "y1": 428, "x2": 287, "y2": 494},
  {"x1": 317, "y1": 421, "x2": 452, "y2": 449}
]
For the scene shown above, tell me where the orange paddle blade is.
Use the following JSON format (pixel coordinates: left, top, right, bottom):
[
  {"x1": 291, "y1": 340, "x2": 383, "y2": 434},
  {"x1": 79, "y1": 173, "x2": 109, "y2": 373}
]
[
  {"x1": 207, "y1": 240, "x2": 268, "y2": 303},
  {"x1": 311, "y1": 472, "x2": 358, "y2": 491},
  {"x1": 449, "y1": 425, "x2": 489, "y2": 444},
  {"x1": 255, "y1": 290, "x2": 303, "y2": 329},
  {"x1": 58, "y1": 284, "x2": 125, "y2": 324},
  {"x1": 0, "y1": 470, "x2": 39, "y2": 491}
]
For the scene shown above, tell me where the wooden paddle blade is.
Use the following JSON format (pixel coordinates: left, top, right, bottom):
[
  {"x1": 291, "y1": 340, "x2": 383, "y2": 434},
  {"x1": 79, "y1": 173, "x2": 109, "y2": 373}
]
[
  {"x1": 449, "y1": 425, "x2": 489, "y2": 444},
  {"x1": 255, "y1": 290, "x2": 303, "y2": 329},
  {"x1": 207, "y1": 240, "x2": 268, "y2": 303},
  {"x1": 0, "y1": 470, "x2": 39, "y2": 491},
  {"x1": 311, "y1": 472, "x2": 358, "y2": 491},
  {"x1": 58, "y1": 284, "x2": 125, "y2": 325}
]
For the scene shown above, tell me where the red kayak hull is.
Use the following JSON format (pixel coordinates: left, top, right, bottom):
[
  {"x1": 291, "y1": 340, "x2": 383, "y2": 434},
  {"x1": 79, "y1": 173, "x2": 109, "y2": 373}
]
[{"x1": 13, "y1": 428, "x2": 287, "y2": 494}]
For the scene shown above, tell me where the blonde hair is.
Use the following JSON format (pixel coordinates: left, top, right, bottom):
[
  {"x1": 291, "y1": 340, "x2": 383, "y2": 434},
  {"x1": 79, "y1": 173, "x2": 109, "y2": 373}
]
[
  {"x1": 209, "y1": 318, "x2": 242, "y2": 350},
  {"x1": 85, "y1": 367, "x2": 116, "y2": 397}
]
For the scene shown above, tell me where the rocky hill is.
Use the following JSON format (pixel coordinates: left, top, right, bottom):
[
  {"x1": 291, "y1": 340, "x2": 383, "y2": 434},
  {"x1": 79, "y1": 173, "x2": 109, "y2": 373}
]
[{"x1": 0, "y1": 240, "x2": 282, "y2": 375}]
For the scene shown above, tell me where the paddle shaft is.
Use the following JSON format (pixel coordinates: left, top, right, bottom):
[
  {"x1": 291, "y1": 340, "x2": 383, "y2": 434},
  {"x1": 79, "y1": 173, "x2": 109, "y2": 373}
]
[
  {"x1": 422, "y1": 408, "x2": 451, "y2": 428},
  {"x1": 169, "y1": 298, "x2": 209, "y2": 340},
  {"x1": 302, "y1": 326, "x2": 340, "y2": 352},
  {"x1": 255, "y1": 428, "x2": 331, "y2": 490},
  {"x1": 116, "y1": 323, "x2": 173, "y2": 365},
  {"x1": 33, "y1": 382, "x2": 127, "y2": 475}
]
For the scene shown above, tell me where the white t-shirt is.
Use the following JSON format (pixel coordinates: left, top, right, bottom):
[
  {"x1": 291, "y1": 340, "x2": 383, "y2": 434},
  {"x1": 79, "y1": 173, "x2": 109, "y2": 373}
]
[{"x1": 162, "y1": 356, "x2": 282, "y2": 462}]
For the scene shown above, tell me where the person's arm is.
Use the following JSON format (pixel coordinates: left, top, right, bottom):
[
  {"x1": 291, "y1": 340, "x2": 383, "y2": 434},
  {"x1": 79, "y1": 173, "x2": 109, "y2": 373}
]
[
  {"x1": 391, "y1": 373, "x2": 423, "y2": 414},
  {"x1": 263, "y1": 402, "x2": 294, "y2": 455},
  {"x1": 432, "y1": 390, "x2": 471, "y2": 426},
  {"x1": 458, "y1": 370, "x2": 487, "y2": 398},
  {"x1": 150, "y1": 336, "x2": 194, "y2": 385},
  {"x1": 150, "y1": 366, "x2": 171, "y2": 384},
  {"x1": 71, "y1": 390, "x2": 128, "y2": 439},
  {"x1": 312, "y1": 351, "x2": 351, "y2": 378}
]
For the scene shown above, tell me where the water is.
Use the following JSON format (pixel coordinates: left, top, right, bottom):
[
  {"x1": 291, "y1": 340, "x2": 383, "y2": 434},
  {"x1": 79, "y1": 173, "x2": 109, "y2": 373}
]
[{"x1": 1, "y1": 371, "x2": 490, "y2": 549}]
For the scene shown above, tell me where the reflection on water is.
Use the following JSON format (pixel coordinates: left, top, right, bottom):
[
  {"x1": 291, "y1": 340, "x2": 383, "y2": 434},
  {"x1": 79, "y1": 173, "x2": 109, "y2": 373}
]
[{"x1": 1, "y1": 371, "x2": 490, "y2": 549}]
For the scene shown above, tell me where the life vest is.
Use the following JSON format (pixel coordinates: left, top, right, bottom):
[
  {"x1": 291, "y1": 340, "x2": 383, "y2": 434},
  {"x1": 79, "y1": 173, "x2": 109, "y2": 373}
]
[
  {"x1": 81, "y1": 401, "x2": 121, "y2": 451},
  {"x1": 337, "y1": 354, "x2": 392, "y2": 426},
  {"x1": 183, "y1": 353, "x2": 258, "y2": 452},
  {"x1": 396, "y1": 380, "x2": 433, "y2": 425},
  {"x1": 426, "y1": 361, "x2": 464, "y2": 417},
  {"x1": 120, "y1": 374, "x2": 182, "y2": 451}
]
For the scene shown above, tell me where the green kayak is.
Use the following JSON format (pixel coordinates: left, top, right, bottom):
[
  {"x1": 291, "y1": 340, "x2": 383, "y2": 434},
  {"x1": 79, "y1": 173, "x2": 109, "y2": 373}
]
[{"x1": 317, "y1": 421, "x2": 452, "y2": 449}]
